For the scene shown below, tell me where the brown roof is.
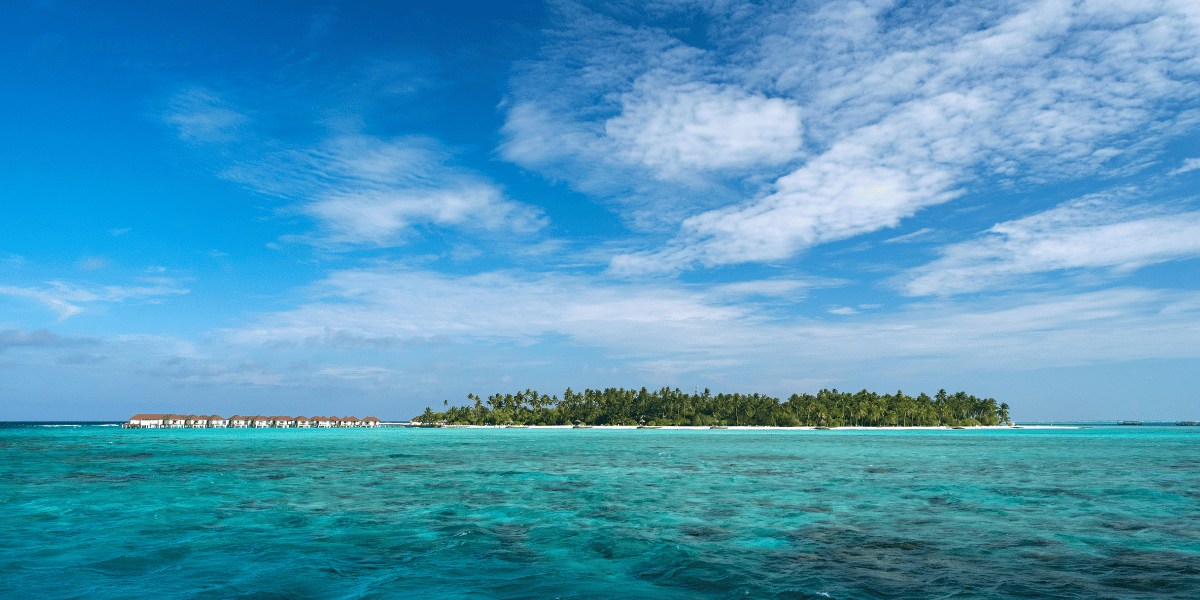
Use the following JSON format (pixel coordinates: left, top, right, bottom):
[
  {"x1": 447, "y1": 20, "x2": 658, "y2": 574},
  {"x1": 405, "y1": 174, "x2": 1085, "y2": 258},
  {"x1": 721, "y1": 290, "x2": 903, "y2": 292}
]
[
  {"x1": 129, "y1": 414, "x2": 169, "y2": 420},
  {"x1": 362, "y1": 417, "x2": 380, "y2": 422}
]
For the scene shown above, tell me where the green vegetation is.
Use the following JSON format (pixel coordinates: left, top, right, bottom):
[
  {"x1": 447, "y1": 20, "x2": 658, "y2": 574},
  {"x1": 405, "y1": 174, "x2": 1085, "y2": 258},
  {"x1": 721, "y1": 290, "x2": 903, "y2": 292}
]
[{"x1": 415, "y1": 388, "x2": 1012, "y2": 427}]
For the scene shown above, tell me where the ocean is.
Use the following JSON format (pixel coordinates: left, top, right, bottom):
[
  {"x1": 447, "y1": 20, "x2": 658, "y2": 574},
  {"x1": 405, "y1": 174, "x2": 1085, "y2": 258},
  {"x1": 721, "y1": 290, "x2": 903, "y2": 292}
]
[{"x1": 2, "y1": 425, "x2": 1198, "y2": 599}]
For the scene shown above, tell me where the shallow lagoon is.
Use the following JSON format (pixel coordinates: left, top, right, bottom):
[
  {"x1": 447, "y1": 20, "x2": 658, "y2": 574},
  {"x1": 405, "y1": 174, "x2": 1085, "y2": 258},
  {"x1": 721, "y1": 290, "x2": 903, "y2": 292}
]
[{"x1": 2, "y1": 426, "x2": 1198, "y2": 599}]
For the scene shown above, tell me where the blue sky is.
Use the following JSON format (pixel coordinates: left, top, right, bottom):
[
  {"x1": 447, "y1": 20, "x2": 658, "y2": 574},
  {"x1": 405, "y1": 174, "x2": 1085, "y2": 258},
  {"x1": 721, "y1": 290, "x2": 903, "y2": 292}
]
[{"x1": 3, "y1": 0, "x2": 1199, "y2": 421}]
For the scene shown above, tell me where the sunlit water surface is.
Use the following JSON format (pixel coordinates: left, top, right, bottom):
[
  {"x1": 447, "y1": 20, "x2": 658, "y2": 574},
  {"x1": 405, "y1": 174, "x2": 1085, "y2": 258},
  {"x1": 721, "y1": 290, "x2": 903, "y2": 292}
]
[{"x1": 2, "y1": 425, "x2": 1198, "y2": 599}]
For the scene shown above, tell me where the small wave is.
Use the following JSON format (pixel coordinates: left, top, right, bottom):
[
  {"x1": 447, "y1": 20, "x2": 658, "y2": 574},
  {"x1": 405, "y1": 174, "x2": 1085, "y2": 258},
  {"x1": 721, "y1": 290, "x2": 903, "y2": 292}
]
[{"x1": 39, "y1": 424, "x2": 81, "y2": 427}]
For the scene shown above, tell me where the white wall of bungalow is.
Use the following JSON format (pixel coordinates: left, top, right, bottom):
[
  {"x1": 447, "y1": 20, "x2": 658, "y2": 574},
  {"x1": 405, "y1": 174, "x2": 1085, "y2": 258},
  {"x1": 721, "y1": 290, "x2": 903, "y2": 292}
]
[
  {"x1": 127, "y1": 414, "x2": 167, "y2": 428},
  {"x1": 125, "y1": 414, "x2": 380, "y2": 429}
]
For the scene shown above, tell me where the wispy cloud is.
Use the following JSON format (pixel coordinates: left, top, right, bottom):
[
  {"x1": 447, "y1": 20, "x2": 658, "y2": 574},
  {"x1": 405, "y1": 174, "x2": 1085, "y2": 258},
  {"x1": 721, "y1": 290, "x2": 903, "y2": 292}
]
[
  {"x1": 501, "y1": 1, "x2": 1200, "y2": 274},
  {"x1": 885, "y1": 228, "x2": 935, "y2": 244},
  {"x1": 1169, "y1": 157, "x2": 1200, "y2": 176},
  {"x1": 221, "y1": 265, "x2": 1200, "y2": 382},
  {"x1": 217, "y1": 130, "x2": 548, "y2": 248},
  {"x1": 0, "y1": 279, "x2": 190, "y2": 320},
  {"x1": 899, "y1": 193, "x2": 1200, "y2": 296},
  {"x1": 0, "y1": 286, "x2": 86, "y2": 320},
  {"x1": 163, "y1": 86, "x2": 247, "y2": 143},
  {"x1": 604, "y1": 74, "x2": 804, "y2": 179}
]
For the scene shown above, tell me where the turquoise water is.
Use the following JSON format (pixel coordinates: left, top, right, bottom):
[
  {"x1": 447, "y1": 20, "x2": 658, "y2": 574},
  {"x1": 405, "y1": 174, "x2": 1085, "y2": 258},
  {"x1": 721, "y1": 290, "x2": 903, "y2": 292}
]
[{"x1": 2, "y1": 426, "x2": 1198, "y2": 599}]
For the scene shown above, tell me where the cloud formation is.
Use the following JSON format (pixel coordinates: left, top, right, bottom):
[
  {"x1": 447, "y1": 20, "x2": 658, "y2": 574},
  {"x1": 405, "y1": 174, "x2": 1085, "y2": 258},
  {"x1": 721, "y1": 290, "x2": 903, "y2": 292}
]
[
  {"x1": 1170, "y1": 157, "x2": 1200, "y2": 176},
  {"x1": 900, "y1": 194, "x2": 1200, "y2": 296},
  {"x1": 500, "y1": 0, "x2": 1200, "y2": 273},
  {"x1": 0, "y1": 279, "x2": 190, "y2": 320},
  {"x1": 220, "y1": 129, "x2": 548, "y2": 248},
  {"x1": 222, "y1": 265, "x2": 1200, "y2": 383},
  {"x1": 163, "y1": 86, "x2": 247, "y2": 143},
  {"x1": 604, "y1": 76, "x2": 804, "y2": 178}
]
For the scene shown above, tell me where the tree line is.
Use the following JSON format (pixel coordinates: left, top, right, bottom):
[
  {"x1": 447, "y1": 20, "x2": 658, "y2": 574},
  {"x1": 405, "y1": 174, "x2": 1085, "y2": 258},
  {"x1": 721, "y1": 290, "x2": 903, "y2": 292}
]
[{"x1": 416, "y1": 387, "x2": 1011, "y2": 427}]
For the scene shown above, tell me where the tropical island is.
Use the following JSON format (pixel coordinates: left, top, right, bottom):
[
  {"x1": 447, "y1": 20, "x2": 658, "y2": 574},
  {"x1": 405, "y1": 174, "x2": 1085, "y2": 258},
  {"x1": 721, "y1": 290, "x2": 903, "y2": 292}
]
[{"x1": 416, "y1": 387, "x2": 1011, "y2": 428}]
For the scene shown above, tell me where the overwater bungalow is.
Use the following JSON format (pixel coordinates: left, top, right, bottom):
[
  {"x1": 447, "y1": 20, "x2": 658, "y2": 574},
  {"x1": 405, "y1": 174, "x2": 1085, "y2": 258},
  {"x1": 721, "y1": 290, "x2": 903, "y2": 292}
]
[
  {"x1": 124, "y1": 413, "x2": 382, "y2": 429},
  {"x1": 125, "y1": 414, "x2": 168, "y2": 428}
]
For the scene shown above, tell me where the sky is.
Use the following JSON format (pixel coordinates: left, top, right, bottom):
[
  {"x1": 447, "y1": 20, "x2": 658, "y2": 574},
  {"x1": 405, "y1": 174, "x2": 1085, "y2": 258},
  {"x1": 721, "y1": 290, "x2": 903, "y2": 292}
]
[{"x1": 2, "y1": 0, "x2": 1199, "y2": 421}]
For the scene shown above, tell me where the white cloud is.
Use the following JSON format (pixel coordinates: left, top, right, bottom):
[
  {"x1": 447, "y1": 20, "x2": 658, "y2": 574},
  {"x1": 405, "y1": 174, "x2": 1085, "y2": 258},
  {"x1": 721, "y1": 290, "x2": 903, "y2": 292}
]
[
  {"x1": 502, "y1": 0, "x2": 1200, "y2": 273},
  {"x1": 885, "y1": 228, "x2": 935, "y2": 244},
  {"x1": 318, "y1": 366, "x2": 392, "y2": 380},
  {"x1": 163, "y1": 86, "x2": 246, "y2": 143},
  {"x1": 605, "y1": 76, "x2": 803, "y2": 178},
  {"x1": 611, "y1": 158, "x2": 960, "y2": 274},
  {"x1": 221, "y1": 265, "x2": 1200, "y2": 381},
  {"x1": 0, "y1": 279, "x2": 190, "y2": 320},
  {"x1": 1169, "y1": 157, "x2": 1200, "y2": 175},
  {"x1": 226, "y1": 134, "x2": 546, "y2": 247},
  {"x1": 706, "y1": 277, "x2": 845, "y2": 301},
  {"x1": 900, "y1": 194, "x2": 1200, "y2": 296},
  {"x1": 0, "y1": 286, "x2": 85, "y2": 320}
]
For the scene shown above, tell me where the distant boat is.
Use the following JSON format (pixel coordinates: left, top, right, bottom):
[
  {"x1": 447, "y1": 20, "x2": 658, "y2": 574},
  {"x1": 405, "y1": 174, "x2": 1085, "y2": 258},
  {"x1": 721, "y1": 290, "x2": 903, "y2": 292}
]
[
  {"x1": 572, "y1": 425, "x2": 592, "y2": 429},
  {"x1": 1179, "y1": 421, "x2": 1198, "y2": 426},
  {"x1": 951, "y1": 426, "x2": 966, "y2": 430},
  {"x1": 505, "y1": 425, "x2": 528, "y2": 428},
  {"x1": 637, "y1": 426, "x2": 661, "y2": 429},
  {"x1": 1119, "y1": 420, "x2": 1142, "y2": 426},
  {"x1": 814, "y1": 426, "x2": 830, "y2": 430},
  {"x1": 710, "y1": 426, "x2": 728, "y2": 429}
]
